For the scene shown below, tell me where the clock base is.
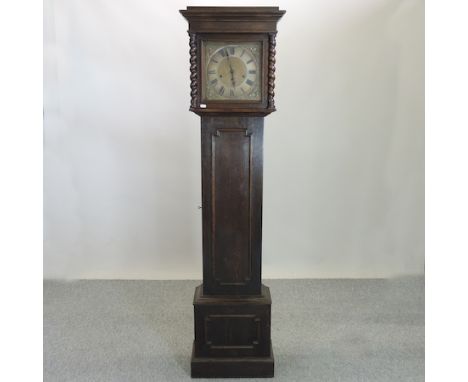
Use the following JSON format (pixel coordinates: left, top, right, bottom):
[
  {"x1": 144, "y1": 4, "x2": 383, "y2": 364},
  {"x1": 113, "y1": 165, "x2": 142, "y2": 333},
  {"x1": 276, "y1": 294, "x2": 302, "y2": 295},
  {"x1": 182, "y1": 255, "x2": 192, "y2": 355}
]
[
  {"x1": 191, "y1": 341, "x2": 274, "y2": 378},
  {"x1": 191, "y1": 284, "x2": 274, "y2": 378}
]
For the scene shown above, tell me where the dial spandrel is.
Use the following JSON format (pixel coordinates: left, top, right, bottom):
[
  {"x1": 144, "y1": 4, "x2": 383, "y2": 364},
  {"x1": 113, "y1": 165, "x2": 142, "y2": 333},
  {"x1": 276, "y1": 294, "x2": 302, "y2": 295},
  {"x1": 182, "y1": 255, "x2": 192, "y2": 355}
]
[{"x1": 203, "y1": 41, "x2": 262, "y2": 101}]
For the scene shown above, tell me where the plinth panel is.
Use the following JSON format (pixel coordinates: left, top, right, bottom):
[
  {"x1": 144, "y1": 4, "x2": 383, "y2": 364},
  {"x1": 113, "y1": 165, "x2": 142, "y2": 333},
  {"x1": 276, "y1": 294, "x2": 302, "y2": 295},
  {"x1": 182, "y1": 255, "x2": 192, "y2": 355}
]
[{"x1": 192, "y1": 284, "x2": 274, "y2": 377}]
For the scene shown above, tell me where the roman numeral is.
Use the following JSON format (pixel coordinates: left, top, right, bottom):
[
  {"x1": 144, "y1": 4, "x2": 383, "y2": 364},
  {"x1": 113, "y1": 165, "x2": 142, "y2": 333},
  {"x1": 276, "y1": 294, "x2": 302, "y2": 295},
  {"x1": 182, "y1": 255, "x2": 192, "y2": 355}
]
[
  {"x1": 219, "y1": 49, "x2": 226, "y2": 57},
  {"x1": 208, "y1": 70, "x2": 216, "y2": 75},
  {"x1": 248, "y1": 70, "x2": 256, "y2": 74},
  {"x1": 246, "y1": 59, "x2": 254, "y2": 64},
  {"x1": 229, "y1": 47, "x2": 235, "y2": 55},
  {"x1": 210, "y1": 78, "x2": 218, "y2": 85},
  {"x1": 212, "y1": 59, "x2": 218, "y2": 64},
  {"x1": 230, "y1": 89, "x2": 235, "y2": 97},
  {"x1": 240, "y1": 50, "x2": 245, "y2": 58},
  {"x1": 246, "y1": 79, "x2": 254, "y2": 86},
  {"x1": 219, "y1": 86, "x2": 225, "y2": 95}
]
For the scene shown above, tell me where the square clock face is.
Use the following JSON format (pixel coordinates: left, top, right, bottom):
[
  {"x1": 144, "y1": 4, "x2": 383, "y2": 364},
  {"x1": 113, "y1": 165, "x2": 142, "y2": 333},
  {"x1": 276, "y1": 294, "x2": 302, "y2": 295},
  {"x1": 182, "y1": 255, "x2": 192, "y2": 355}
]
[{"x1": 202, "y1": 41, "x2": 262, "y2": 102}]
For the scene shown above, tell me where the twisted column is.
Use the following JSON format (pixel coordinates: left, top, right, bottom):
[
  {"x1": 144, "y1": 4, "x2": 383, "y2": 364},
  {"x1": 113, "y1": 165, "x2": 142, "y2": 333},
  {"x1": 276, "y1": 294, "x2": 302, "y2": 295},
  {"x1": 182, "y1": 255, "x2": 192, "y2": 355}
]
[
  {"x1": 189, "y1": 32, "x2": 198, "y2": 108},
  {"x1": 268, "y1": 33, "x2": 277, "y2": 110}
]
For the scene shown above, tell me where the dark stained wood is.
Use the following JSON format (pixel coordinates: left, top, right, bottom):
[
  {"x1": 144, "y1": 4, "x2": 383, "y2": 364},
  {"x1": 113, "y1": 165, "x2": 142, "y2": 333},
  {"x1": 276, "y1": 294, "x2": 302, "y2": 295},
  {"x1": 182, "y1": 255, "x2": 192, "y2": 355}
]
[
  {"x1": 201, "y1": 116, "x2": 263, "y2": 296},
  {"x1": 193, "y1": 285, "x2": 272, "y2": 358},
  {"x1": 193, "y1": 284, "x2": 272, "y2": 305},
  {"x1": 267, "y1": 33, "x2": 276, "y2": 110},
  {"x1": 191, "y1": 342, "x2": 274, "y2": 378},
  {"x1": 189, "y1": 32, "x2": 198, "y2": 108},
  {"x1": 180, "y1": 6, "x2": 285, "y2": 378},
  {"x1": 180, "y1": 6, "x2": 285, "y2": 33}
]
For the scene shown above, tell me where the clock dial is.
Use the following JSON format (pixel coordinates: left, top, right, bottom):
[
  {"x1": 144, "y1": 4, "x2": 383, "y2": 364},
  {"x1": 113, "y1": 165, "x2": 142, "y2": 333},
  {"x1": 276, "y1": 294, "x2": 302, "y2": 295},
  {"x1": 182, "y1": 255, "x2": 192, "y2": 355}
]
[{"x1": 203, "y1": 42, "x2": 262, "y2": 101}]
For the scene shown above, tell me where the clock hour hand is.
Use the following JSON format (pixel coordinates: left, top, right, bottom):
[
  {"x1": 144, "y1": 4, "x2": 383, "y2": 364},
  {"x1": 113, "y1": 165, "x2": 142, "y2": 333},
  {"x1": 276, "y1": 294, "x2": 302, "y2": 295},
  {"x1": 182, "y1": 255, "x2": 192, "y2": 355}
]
[{"x1": 226, "y1": 51, "x2": 236, "y2": 87}]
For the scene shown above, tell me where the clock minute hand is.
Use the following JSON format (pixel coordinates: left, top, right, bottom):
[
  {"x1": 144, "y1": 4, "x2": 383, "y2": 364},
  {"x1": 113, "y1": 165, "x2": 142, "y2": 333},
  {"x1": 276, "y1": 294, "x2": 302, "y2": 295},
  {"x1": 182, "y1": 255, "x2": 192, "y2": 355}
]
[{"x1": 226, "y1": 51, "x2": 236, "y2": 87}]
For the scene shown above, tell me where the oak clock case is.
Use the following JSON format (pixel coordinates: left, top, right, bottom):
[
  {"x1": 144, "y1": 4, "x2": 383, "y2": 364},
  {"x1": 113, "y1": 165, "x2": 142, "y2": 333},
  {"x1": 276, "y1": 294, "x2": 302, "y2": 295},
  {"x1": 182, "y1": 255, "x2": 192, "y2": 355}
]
[{"x1": 180, "y1": 6, "x2": 285, "y2": 379}]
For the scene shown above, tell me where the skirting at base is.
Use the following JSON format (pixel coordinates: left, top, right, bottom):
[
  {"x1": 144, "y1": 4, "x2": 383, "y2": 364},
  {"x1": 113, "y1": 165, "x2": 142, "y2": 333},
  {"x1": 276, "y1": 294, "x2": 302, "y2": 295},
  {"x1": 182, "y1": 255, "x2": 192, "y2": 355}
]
[{"x1": 191, "y1": 341, "x2": 274, "y2": 378}]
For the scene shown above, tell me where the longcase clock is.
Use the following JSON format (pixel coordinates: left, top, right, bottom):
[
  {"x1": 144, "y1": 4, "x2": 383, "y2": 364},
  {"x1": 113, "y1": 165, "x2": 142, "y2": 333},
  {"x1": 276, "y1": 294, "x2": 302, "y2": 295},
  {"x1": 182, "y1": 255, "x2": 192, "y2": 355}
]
[{"x1": 180, "y1": 6, "x2": 285, "y2": 378}]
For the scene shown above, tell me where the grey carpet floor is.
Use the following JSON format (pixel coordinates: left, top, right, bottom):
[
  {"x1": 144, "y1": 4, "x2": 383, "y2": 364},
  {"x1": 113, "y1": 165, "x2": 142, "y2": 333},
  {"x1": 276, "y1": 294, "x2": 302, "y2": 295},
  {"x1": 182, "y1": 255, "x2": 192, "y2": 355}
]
[{"x1": 44, "y1": 278, "x2": 424, "y2": 382}]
